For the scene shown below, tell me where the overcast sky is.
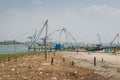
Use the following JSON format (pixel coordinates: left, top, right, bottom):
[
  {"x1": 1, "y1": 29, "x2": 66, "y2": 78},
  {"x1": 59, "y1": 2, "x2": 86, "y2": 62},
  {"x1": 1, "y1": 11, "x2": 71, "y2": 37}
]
[{"x1": 0, "y1": 0, "x2": 120, "y2": 44}]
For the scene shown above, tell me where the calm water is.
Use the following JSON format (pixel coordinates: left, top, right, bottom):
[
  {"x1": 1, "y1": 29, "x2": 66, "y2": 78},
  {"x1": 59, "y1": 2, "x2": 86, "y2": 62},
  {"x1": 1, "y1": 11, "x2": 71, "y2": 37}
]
[{"x1": 0, "y1": 44, "x2": 28, "y2": 54}]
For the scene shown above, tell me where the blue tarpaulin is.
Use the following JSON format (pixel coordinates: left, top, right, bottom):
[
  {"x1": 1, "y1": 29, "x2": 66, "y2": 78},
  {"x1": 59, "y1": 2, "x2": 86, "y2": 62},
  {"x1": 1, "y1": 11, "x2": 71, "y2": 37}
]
[{"x1": 55, "y1": 43, "x2": 61, "y2": 50}]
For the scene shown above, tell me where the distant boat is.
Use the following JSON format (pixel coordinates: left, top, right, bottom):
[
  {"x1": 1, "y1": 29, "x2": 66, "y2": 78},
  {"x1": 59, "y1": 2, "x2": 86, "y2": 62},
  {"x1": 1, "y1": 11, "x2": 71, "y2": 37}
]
[{"x1": 85, "y1": 44, "x2": 103, "y2": 51}]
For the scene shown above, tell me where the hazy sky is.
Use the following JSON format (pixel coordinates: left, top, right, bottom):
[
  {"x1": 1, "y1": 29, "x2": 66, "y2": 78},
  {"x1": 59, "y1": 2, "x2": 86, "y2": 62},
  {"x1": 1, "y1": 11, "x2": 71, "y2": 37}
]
[{"x1": 0, "y1": 0, "x2": 120, "y2": 44}]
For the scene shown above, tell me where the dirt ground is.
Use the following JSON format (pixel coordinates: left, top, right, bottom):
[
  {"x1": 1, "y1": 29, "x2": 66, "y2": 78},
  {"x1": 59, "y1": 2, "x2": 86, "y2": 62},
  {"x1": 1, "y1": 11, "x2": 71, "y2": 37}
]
[
  {"x1": 0, "y1": 52, "x2": 108, "y2": 80},
  {"x1": 62, "y1": 51, "x2": 120, "y2": 80}
]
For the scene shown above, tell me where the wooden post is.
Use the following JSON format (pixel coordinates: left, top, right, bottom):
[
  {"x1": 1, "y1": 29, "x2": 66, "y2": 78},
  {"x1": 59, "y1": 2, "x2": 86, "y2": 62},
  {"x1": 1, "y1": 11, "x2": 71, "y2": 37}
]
[
  {"x1": 63, "y1": 58, "x2": 65, "y2": 62},
  {"x1": 45, "y1": 20, "x2": 48, "y2": 60},
  {"x1": 72, "y1": 61, "x2": 74, "y2": 66},
  {"x1": 51, "y1": 57, "x2": 54, "y2": 65},
  {"x1": 94, "y1": 57, "x2": 96, "y2": 66},
  {"x1": 77, "y1": 49, "x2": 78, "y2": 54},
  {"x1": 13, "y1": 40, "x2": 16, "y2": 51},
  {"x1": 45, "y1": 38, "x2": 47, "y2": 60},
  {"x1": 102, "y1": 58, "x2": 104, "y2": 62}
]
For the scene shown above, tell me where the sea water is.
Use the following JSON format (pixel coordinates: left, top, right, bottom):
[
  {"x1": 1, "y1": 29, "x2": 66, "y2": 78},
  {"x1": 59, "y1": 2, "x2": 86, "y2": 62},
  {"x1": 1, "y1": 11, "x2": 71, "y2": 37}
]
[{"x1": 0, "y1": 44, "x2": 28, "y2": 54}]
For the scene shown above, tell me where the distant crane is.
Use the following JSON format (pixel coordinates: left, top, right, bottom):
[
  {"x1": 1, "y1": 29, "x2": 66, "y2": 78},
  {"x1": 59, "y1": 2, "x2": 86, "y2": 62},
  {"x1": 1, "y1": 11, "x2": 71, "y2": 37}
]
[
  {"x1": 110, "y1": 33, "x2": 119, "y2": 47},
  {"x1": 97, "y1": 33, "x2": 102, "y2": 46}
]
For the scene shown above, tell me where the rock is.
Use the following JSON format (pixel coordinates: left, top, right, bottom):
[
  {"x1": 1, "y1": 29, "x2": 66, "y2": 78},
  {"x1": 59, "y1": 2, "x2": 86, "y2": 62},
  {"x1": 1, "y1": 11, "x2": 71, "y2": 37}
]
[
  {"x1": 66, "y1": 72, "x2": 76, "y2": 76},
  {"x1": 39, "y1": 72, "x2": 43, "y2": 75},
  {"x1": 1, "y1": 64, "x2": 5, "y2": 67},
  {"x1": 74, "y1": 71, "x2": 77, "y2": 74},
  {"x1": 15, "y1": 71, "x2": 19, "y2": 75},
  {"x1": 11, "y1": 68, "x2": 15, "y2": 71},
  {"x1": 51, "y1": 77, "x2": 57, "y2": 80},
  {"x1": 117, "y1": 68, "x2": 120, "y2": 73},
  {"x1": 23, "y1": 76, "x2": 27, "y2": 80},
  {"x1": 101, "y1": 65, "x2": 109, "y2": 68},
  {"x1": 28, "y1": 65, "x2": 32, "y2": 68},
  {"x1": 80, "y1": 77, "x2": 84, "y2": 79},
  {"x1": 38, "y1": 67, "x2": 43, "y2": 71}
]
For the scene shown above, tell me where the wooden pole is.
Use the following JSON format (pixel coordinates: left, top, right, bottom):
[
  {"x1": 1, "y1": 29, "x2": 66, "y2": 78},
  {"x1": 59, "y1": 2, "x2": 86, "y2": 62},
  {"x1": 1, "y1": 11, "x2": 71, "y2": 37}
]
[
  {"x1": 77, "y1": 48, "x2": 78, "y2": 54},
  {"x1": 13, "y1": 40, "x2": 16, "y2": 51},
  {"x1": 63, "y1": 58, "x2": 65, "y2": 62},
  {"x1": 72, "y1": 61, "x2": 74, "y2": 66},
  {"x1": 94, "y1": 57, "x2": 96, "y2": 66},
  {"x1": 51, "y1": 57, "x2": 54, "y2": 65},
  {"x1": 102, "y1": 58, "x2": 104, "y2": 62},
  {"x1": 45, "y1": 20, "x2": 48, "y2": 60}
]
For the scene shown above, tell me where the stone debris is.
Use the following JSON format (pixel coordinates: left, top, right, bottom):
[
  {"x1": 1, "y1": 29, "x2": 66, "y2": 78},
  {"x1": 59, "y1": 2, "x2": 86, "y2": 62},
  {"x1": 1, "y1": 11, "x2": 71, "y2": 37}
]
[{"x1": 51, "y1": 77, "x2": 57, "y2": 80}]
